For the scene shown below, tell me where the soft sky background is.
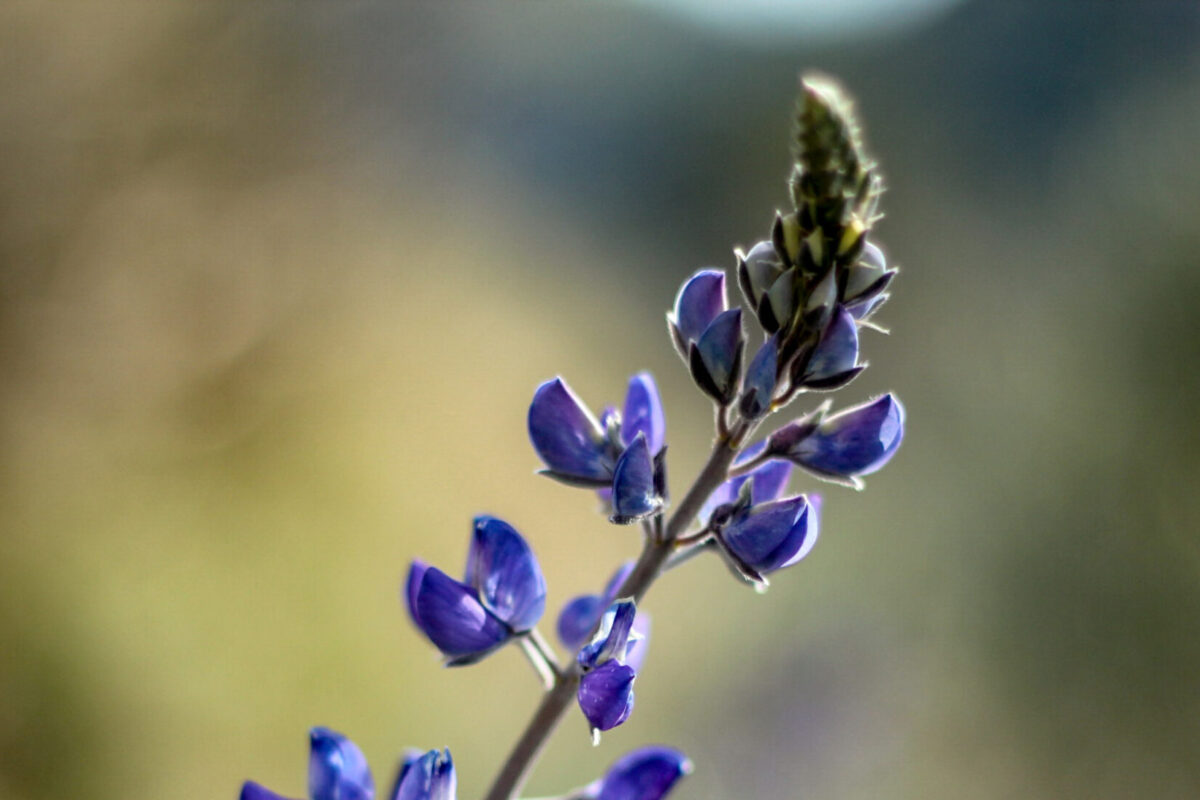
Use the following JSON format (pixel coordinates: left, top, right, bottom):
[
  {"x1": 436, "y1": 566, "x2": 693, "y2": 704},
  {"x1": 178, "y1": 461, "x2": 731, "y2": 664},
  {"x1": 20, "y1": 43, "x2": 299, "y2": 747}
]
[{"x1": 2, "y1": 2, "x2": 1199, "y2": 799}]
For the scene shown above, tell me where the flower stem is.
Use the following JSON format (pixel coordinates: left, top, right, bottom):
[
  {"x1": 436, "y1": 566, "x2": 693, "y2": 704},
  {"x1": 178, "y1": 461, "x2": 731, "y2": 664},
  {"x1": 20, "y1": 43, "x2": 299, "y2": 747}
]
[{"x1": 481, "y1": 420, "x2": 753, "y2": 800}]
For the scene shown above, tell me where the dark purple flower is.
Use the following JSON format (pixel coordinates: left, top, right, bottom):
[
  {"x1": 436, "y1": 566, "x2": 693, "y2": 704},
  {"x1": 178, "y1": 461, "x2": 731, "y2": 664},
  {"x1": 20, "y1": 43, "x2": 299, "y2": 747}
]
[
  {"x1": 578, "y1": 661, "x2": 636, "y2": 735},
  {"x1": 587, "y1": 747, "x2": 692, "y2": 800},
  {"x1": 240, "y1": 727, "x2": 374, "y2": 800},
  {"x1": 406, "y1": 516, "x2": 546, "y2": 665},
  {"x1": 798, "y1": 305, "x2": 863, "y2": 390},
  {"x1": 777, "y1": 394, "x2": 904, "y2": 487},
  {"x1": 530, "y1": 374, "x2": 667, "y2": 514},
  {"x1": 721, "y1": 494, "x2": 819, "y2": 574},
  {"x1": 390, "y1": 749, "x2": 455, "y2": 800},
  {"x1": 576, "y1": 599, "x2": 644, "y2": 736},
  {"x1": 668, "y1": 270, "x2": 745, "y2": 405}
]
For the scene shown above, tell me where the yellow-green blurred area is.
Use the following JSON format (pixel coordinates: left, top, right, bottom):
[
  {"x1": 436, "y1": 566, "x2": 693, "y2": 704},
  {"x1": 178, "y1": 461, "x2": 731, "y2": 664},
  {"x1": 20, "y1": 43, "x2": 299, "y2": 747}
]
[{"x1": 3, "y1": 2, "x2": 1200, "y2": 798}]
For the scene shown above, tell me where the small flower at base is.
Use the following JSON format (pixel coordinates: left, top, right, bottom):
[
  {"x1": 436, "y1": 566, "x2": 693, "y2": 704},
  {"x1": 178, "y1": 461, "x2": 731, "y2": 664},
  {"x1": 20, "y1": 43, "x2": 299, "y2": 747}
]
[
  {"x1": 391, "y1": 749, "x2": 456, "y2": 800},
  {"x1": 309, "y1": 727, "x2": 374, "y2": 800},
  {"x1": 590, "y1": 747, "x2": 692, "y2": 800}
]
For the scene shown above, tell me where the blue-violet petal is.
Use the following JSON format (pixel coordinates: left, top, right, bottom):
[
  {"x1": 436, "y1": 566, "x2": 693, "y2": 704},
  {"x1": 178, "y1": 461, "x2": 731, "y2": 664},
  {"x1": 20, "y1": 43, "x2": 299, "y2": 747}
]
[
  {"x1": 790, "y1": 394, "x2": 905, "y2": 479},
  {"x1": 595, "y1": 746, "x2": 693, "y2": 800},
  {"x1": 465, "y1": 516, "x2": 546, "y2": 633},
  {"x1": 412, "y1": 567, "x2": 510, "y2": 659},
  {"x1": 528, "y1": 378, "x2": 609, "y2": 482},
  {"x1": 578, "y1": 661, "x2": 636, "y2": 733},
  {"x1": 621, "y1": 373, "x2": 666, "y2": 454},
  {"x1": 670, "y1": 270, "x2": 726, "y2": 344},
  {"x1": 309, "y1": 727, "x2": 374, "y2": 800}
]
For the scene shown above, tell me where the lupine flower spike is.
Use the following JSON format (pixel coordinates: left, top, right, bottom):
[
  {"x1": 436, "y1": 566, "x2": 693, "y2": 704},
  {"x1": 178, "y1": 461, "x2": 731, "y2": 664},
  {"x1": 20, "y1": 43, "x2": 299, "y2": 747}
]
[{"x1": 243, "y1": 74, "x2": 905, "y2": 800}]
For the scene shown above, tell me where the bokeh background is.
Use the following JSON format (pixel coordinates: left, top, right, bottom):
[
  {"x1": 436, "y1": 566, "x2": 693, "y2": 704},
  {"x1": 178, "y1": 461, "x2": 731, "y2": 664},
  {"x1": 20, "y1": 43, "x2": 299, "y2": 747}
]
[{"x1": 3, "y1": 2, "x2": 1200, "y2": 798}]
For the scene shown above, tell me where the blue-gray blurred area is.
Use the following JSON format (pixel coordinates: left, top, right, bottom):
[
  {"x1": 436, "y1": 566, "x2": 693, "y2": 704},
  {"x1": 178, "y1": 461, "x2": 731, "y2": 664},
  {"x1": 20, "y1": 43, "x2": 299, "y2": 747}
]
[{"x1": 2, "y1": 2, "x2": 1199, "y2": 798}]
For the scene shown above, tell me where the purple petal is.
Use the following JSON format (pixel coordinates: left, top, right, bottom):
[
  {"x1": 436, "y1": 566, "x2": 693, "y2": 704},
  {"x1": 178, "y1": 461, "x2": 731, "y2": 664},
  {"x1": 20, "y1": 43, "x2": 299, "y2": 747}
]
[
  {"x1": 309, "y1": 727, "x2": 375, "y2": 800},
  {"x1": 413, "y1": 567, "x2": 510, "y2": 660},
  {"x1": 610, "y1": 434, "x2": 662, "y2": 524},
  {"x1": 670, "y1": 269, "x2": 726, "y2": 344},
  {"x1": 721, "y1": 496, "x2": 808, "y2": 573},
  {"x1": 578, "y1": 661, "x2": 636, "y2": 733},
  {"x1": 405, "y1": 561, "x2": 430, "y2": 629},
  {"x1": 557, "y1": 594, "x2": 603, "y2": 651},
  {"x1": 465, "y1": 516, "x2": 546, "y2": 632},
  {"x1": 698, "y1": 479, "x2": 738, "y2": 525},
  {"x1": 746, "y1": 459, "x2": 792, "y2": 504},
  {"x1": 596, "y1": 747, "x2": 692, "y2": 800},
  {"x1": 392, "y1": 749, "x2": 455, "y2": 800},
  {"x1": 778, "y1": 495, "x2": 820, "y2": 569},
  {"x1": 741, "y1": 336, "x2": 777, "y2": 419},
  {"x1": 790, "y1": 394, "x2": 905, "y2": 480},
  {"x1": 622, "y1": 373, "x2": 666, "y2": 454},
  {"x1": 578, "y1": 599, "x2": 638, "y2": 669},
  {"x1": 528, "y1": 378, "x2": 610, "y2": 482},
  {"x1": 240, "y1": 782, "x2": 298, "y2": 800},
  {"x1": 802, "y1": 306, "x2": 859, "y2": 384},
  {"x1": 387, "y1": 750, "x2": 425, "y2": 800},
  {"x1": 696, "y1": 308, "x2": 743, "y2": 393}
]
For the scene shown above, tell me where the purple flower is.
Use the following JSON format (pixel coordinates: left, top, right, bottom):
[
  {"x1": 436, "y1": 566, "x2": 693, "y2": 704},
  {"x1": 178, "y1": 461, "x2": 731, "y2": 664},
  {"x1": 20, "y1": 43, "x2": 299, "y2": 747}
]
[
  {"x1": 770, "y1": 394, "x2": 904, "y2": 488},
  {"x1": 389, "y1": 749, "x2": 455, "y2": 800},
  {"x1": 579, "y1": 662, "x2": 637, "y2": 736},
  {"x1": 583, "y1": 747, "x2": 693, "y2": 800},
  {"x1": 529, "y1": 374, "x2": 667, "y2": 522},
  {"x1": 406, "y1": 516, "x2": 547, "y2": 666},
  {"x1": 240, "y1": 727, "x2": 374, "y2": 800},
  {"x1": 720, "y1": 494, "x2": 819, "y2": 575},
  {"x1": 797, "y1": 305, "x2": 863, "y2": 390},
  {"x1": 557, "y1": 563, "x2": 650, "y2": 671},
  {"x1": 668, "y1": 269, "x2": 745, "y2": 405},
  {"x1": 576, "y1": 599, "x2": 642, "y2": 736}
]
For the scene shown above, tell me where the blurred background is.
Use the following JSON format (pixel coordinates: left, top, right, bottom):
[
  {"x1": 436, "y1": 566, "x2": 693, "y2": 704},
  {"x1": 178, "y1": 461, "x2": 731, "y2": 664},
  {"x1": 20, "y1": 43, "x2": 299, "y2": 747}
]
[{"x1": 2, "y1": 2, "x2": 1199, "y2": 798}]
